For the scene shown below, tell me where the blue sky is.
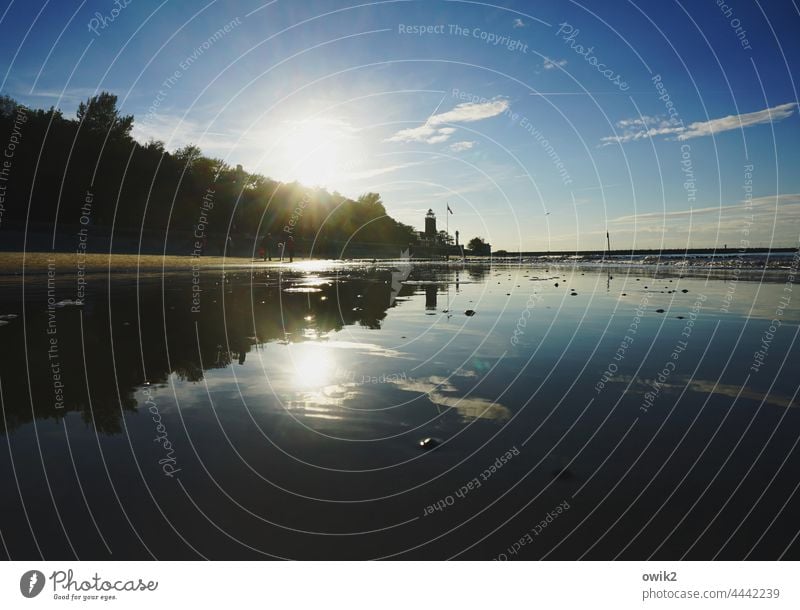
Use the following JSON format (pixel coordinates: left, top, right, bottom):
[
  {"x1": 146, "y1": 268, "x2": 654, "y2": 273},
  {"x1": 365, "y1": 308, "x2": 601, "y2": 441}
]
[{"x1": 2, "y1": 0, "x2": 799, "y2": 251}]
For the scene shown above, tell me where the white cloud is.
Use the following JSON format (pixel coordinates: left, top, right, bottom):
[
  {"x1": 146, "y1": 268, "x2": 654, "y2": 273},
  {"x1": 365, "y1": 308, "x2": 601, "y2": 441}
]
[
  {"x1": 513, "y1": 18, "x2": 526, "y2": 29},
  {"x1": 602, "y1": 102, "x2": 797, "y2": 145},
  {"x1": 426, "y1": 133, "x2": 453, "y2": 144},
  {"x1": 429, "y1": 99, "x2": 510, "y2": 125},
  {"x1": 610, "y1": 194, "x2": 800, "y2": 224},
  {"x1": 343, "y1": 160, "x2": 428, "y2": 181},
  {"x1": 548, "y1": 192, "x2": 800, "y2": 249},
  {"x1": 603, "y1": 194, "x2": 800, "y2": 245},
  {"x1": 385, "y1": 98, "x2": 509, "y2": 144},
  {"x1": 132, "y1": 113, "x2": 234, "y2": 151},
  {"x1": 22, "y1": 86, "x2": 107, "y2": 103},
  {"x1": 600, "y1": 115, "x2": 684, "y2": 145},
  {"x1": 678, "y1": 102, "x2": 797, "y2": 140},
  {"x1": 383, "y1": 124, "x2": 439, "y2": 144},
  {"x1": 616, "y1": 115, "x2": 662, "y2": 129},
  {"x1": 449, "y1": 141, "x2": 476, "y2": 152},
  {"x1": 543, "y1": 57, "x2": 568, "y2": 70},
  {"x1": 601, "y1": 125, "x2": 682, "y2": 145},
  {"x1": 572, "y1": 182, "x2": 623, "y2": 192}
]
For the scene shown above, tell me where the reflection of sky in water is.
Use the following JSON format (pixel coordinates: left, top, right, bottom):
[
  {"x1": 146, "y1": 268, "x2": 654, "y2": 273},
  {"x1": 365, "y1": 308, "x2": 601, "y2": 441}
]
[
  {"x1": 129, "y1": 265, "x2": 798, "y2": 449},
  {"x1": 2, "y1": 261, "x2": 799, "y2": 559}
]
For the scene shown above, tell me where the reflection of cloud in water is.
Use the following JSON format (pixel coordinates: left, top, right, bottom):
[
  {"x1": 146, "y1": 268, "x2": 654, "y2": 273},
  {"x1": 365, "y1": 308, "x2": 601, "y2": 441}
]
[
  {"x1": 685, "y1": 379, "x2": 796, "y2": 409},
  {"x1": 615, "y1": 375, "x2": 797, "y2": 409},
  {"x1": 175, "y1": 331, "x2": 508, "y2": 426},
  {"x1": 396, "y1": 375, "x2": 510, "y2": 421},
  {"x1": 320, "y1": 341, "x2": 410, "y2": 359},
  {"x1": 292, "y1": 372, "x2": 510, "y2": 423},
  {"x1": 295, "y1": 383, "x2": 360, "y2": 408}
]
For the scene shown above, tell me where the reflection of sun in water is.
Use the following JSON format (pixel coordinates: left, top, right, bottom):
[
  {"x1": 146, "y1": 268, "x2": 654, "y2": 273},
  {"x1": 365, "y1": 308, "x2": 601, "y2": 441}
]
[
  {"x1": 291, "y1": 344, "x2": 333, "y2": 390},
  {"x1": 282, "y1": 118, "x2": 362, "y2": 187}
]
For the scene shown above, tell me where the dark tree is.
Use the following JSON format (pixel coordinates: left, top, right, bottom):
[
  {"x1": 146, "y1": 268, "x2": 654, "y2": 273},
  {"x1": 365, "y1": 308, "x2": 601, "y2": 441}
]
[
  {"x1": 76, "y1": 92, "x2": 133, "y2": 139},
  {"x1": 0, "y1": 94, "x2": 17, "y2": 118},
  {"x1": 468, "y1": 237, "x2": 486, "y2": 251},
  {"x1": 0, "y1": 92, "x2": 420, "y2": 257},
  {"x1": 145, "y1": 138, "x2": 166, "y2": 154},
  {"x1": 174, "y1": 143, "x2": 202, "y2": 167}
]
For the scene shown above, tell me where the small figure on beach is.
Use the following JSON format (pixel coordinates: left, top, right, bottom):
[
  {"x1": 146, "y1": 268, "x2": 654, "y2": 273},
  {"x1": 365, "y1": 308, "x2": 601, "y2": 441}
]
[
  {"x1": 286, "y1": 235, "x2": 295, "y2": 262},
  {"x1": 260, "y1": 233, "x2": 274, "y2": 261}
]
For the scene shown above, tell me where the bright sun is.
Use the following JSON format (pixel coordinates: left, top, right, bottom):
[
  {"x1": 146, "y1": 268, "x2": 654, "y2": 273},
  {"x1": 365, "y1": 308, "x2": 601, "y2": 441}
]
[
  {"x1": 291, "y1": 344, "x2": 334, "y2": 390},
  {"x1": 281, "y1": 118, "x2": 362, "y2": 187}
]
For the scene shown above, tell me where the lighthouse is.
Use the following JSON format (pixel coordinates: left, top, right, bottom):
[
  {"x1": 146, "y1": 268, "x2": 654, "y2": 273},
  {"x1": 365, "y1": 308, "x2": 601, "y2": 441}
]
[{"x1": 425, "y1": 209, "x2": 437, "y2": 237}]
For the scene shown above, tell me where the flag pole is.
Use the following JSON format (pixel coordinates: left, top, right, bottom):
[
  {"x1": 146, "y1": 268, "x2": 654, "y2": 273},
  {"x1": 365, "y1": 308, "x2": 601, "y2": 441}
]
[{"x1": 445, "y1": 202, "x2": 449, "y2": 261}]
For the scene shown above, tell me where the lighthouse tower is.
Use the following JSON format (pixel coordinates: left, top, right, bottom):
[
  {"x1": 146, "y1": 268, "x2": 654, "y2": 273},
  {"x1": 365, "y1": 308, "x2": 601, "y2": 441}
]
[{"x1": 425, "y1": 209, "x2": 437, "y2": 238}]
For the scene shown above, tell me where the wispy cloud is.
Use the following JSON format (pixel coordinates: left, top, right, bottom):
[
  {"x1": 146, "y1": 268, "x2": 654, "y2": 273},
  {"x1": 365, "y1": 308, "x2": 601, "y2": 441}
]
[
  {"x1": 23, "y1": 87, "x2": 102, "y2": 101},
  {"x1": 512, "y1": 18, "x2": 526, "y2": 29},
  {"x1": 132, "y1": 113, "x2": 224, "y2": 151},
  {"x1": 343, "y1": 160, "x2": 428, "y2": 181},
  {"x1": 543, "y1": 57, "x2": 568, "y2": 70},
  {"x1": 429, "y1": 99, "x2": 510, "y2": 124},
  {"x1": 602, "y1": 102, "x2": 797, "y2": 145},
  {"x1": 426, "y1": 127, "x2": 456, "y2": 144},
  {"x1": 572, "y1": 182, "x2": 623, "y2": 192},
  {"x1": 529, "y1": 91, "x2": 644, "y2": 96},
  {"x1": 601, "y1": 115, "x2": 684, "y2": 145},
  {"x1": 541, "y1": 193, "x2": 800, "y2": 249},
  {"x1": 449, "y1": 140, "x2": 475, "y2": 152},
  {"x1": 678, "y1": 102, "x2": 797, "y2": 140},
  {"x1": 282, "y1": 116, "x2": 359, "y2": 135},
  {"x1": 616, "y1": 116, "x2": 662, "y2": 129},
  {"x1": 610, "y1": 194, "x2": 800, "y2": 224},
  {"x1": 385, "y1": 98, "x2": 509, "y2": 144}
]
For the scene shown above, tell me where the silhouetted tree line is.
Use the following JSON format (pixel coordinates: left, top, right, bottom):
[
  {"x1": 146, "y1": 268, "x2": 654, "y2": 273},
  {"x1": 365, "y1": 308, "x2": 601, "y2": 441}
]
[{"x1": 0, "y1": 92, "x2": 417, "y2": 253}]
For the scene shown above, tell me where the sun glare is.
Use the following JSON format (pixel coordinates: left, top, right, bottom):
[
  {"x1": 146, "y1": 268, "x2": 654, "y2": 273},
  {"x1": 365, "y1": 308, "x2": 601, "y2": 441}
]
[
  {"x1": 281, "y1": 118, "x2": 362, "y2": 187},
  {"x1": 291, "y1": 344, "x2": 334, "y2": 389}
]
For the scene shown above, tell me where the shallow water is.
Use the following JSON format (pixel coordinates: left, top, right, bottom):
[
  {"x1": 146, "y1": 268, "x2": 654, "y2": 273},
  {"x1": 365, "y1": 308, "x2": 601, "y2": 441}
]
[{"x1": 1, "y1": 255, "x2": 799, "y2": 559}]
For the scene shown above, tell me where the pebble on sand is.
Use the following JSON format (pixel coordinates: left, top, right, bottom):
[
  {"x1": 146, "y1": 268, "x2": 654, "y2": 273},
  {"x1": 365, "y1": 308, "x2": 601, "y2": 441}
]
[
  {"x1": 418, "y1": 437, "x2": 442, "y2": 450},
  {"x1": 465, "y1": 310, "x2": 476, "y2": 316}
]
